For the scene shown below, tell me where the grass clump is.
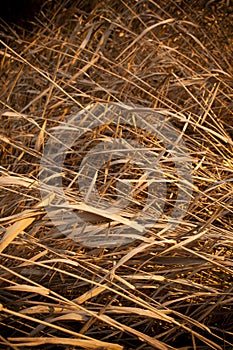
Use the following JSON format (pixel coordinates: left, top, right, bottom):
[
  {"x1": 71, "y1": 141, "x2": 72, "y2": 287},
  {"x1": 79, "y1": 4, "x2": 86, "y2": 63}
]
[{"x1": 0, "y1": 1, "x2": 233, "y2": 349}]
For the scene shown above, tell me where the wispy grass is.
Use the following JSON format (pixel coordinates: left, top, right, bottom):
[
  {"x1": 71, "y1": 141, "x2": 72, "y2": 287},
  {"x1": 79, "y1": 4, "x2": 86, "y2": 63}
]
[{"x1": 0, "y1": 0, "x2": 232, "y2": 349}]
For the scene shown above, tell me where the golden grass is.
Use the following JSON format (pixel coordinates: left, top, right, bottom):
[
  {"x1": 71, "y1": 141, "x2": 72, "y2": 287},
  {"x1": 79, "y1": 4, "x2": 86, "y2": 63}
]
[{"x1": 0, "y1": 0, "x2": 233, "y2": 349}]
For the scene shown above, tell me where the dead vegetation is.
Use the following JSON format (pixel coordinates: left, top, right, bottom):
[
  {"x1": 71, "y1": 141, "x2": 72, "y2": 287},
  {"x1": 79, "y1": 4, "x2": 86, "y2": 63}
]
[{"x1": 0, "y1": 0, "x2": 233, "y2": 349}]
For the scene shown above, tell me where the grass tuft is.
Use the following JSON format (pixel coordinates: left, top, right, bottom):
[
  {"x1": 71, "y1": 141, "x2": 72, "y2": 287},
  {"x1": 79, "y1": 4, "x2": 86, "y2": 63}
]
[{"x1": 0, "y1": 1, "x2": 233, "y2": 349}]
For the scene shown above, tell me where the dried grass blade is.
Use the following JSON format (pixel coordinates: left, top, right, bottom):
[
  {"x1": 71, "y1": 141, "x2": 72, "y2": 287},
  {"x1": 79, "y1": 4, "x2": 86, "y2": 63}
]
[
  {"x1": 7, "y1": 337, "x2": 123, "y2": 349},
  {"x1": 100, "y1": 314, "x2": 175, "y2": 350},
  {"x1": 73, "y1": 285, "x2": 107, "y2": 304},
  {"x1": 106, "y1": 306, "x2": 173, "y2": 322},
  {"x1": 4, "y1": 284, "x2": 50, "y2": 296},
  {"x1": 116, "y1": 18, "x2": 175, "y2": 60},
  {"x1": 0, "y1": 175, "x2": 37, "y2": 188},
  {"x1": 48, "y1": 312, "x2": 87, "y2": 322},
  {"x1": 69, "y1": 203, "x2": 144, "y2": 232},
  {"x1": 0, "y1": 217, "x2": 35, "y2": 254}
]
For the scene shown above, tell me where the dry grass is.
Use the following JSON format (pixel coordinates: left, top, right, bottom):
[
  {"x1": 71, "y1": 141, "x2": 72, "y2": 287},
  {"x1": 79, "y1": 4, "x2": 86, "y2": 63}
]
[{"x1": 0, "y1": 0, "x2": 233, "y2": 349}]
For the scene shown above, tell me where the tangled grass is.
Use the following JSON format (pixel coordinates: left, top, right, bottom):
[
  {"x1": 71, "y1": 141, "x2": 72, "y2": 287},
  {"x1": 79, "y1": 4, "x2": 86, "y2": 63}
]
[{"x1": 0, "y1": 1, "x2": 233, "y2": 349}]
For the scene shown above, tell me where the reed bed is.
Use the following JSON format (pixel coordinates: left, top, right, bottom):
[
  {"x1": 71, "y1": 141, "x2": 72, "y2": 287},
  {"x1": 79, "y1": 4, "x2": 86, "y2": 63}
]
[{"x1": 0, "y1": 1, "x2": 233, "y2": 349}]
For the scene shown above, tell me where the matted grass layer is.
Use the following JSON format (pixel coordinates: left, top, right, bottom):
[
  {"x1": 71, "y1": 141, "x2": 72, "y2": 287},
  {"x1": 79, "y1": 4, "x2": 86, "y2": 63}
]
[{"x1": 0, "y1": 1, "x2": 233, "y2": 349}]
